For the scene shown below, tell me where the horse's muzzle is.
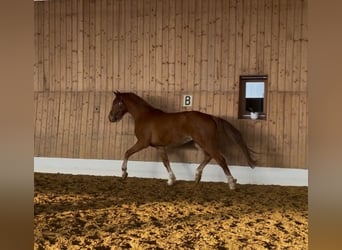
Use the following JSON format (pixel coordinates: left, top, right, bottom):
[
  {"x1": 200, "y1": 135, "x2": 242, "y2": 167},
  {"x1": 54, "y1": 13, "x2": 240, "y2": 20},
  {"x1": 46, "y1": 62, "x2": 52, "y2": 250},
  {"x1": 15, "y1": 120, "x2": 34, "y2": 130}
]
[
  {"x1": 109, "y1": 112, "x2": 123, "y2": 122},
  {"x1": 108, "y1": 113, "x2": 117, "y2": 122}
]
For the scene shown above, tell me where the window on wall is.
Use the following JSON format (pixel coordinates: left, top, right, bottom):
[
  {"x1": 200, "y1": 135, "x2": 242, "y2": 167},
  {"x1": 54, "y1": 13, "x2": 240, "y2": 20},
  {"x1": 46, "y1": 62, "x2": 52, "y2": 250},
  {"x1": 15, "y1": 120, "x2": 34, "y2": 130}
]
[{"x1": 238, "y1": 75, "x2": 267, "y2": 120}]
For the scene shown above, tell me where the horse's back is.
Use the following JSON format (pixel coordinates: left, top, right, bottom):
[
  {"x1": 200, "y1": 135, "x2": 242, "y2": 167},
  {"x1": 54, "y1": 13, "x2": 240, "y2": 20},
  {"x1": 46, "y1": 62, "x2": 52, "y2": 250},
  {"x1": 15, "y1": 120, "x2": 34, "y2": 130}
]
[
  {"x1": 152, "y1": 110, "x2": 215, "y2": 130},
  {"x1": 145, "y1": 110, "x2": 217, "y2": 147},
  {"x1": 183, "y1": 111, "x2": 218, "y2": 140},
  {"x1": 171, "y1": 111, "x2": 218, "y2": 143}
]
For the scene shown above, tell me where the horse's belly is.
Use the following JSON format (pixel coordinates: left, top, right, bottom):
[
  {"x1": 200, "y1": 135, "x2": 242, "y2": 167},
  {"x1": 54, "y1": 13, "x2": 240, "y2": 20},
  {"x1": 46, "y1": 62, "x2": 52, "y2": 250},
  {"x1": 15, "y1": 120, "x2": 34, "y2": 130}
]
[
  {"x1": 151, "y1": 131, "x2": 192, "y2": 147},
  {"x1": 149, "y1": 113, "x2": 204, "y2": 146},
  {"x1": 170, "y1": 135, "x2": 193, "y2": 146}
]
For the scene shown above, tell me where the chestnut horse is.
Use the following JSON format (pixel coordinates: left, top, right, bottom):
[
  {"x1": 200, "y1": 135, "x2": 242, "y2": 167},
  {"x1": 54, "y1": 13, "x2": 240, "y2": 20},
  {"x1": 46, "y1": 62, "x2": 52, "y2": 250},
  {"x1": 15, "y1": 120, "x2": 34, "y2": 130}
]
[{"x1": 108, "y1": 91, "x2": 256, "y2": 190}]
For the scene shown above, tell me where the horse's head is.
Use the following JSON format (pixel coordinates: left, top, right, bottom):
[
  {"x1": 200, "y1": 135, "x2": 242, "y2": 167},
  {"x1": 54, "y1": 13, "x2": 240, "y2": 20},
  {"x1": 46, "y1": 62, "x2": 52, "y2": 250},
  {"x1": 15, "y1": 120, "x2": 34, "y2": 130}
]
[{"x1": 108, "y1": 91, "x2": 128, "y2": 122}]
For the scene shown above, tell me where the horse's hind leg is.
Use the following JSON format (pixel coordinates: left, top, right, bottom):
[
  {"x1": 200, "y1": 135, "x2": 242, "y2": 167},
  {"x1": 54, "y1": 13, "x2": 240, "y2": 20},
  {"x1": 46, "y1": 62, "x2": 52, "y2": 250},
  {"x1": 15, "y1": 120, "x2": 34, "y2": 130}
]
[
  {"x1": 157, "y1": 147, "x2": 176, "y2": 185},
  {"x1": 195, "y1": 153, "x2": 212, "y2": 183},
  {"x1": 202, "y1": 146, "x2": 237, "y2": 190},
  {"x1": 214, "y1": 154, "x2": 237, "y2": 190}
]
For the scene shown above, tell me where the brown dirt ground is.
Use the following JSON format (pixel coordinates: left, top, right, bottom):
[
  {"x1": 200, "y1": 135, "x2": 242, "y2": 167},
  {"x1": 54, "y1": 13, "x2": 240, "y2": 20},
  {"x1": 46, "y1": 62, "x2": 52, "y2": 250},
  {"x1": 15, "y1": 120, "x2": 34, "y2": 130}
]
[{"x1": 34, "y1": 173, "x2": 308, "y2": 250}]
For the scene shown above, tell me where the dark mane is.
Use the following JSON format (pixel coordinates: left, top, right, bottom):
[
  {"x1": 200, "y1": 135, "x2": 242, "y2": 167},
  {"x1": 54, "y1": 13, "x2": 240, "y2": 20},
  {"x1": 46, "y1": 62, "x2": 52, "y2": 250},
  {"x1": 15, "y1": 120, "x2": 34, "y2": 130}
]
[{"x1": 121, "y1": 92, "x2": 163, "y2": 112}]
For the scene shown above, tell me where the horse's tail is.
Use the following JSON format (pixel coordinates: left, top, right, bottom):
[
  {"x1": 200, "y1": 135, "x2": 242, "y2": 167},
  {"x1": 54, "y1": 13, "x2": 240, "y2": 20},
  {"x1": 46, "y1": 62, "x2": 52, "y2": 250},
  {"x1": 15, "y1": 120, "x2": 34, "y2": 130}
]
[{"x1": 213, "y1": 116, "x2": 257, "y2": 168}]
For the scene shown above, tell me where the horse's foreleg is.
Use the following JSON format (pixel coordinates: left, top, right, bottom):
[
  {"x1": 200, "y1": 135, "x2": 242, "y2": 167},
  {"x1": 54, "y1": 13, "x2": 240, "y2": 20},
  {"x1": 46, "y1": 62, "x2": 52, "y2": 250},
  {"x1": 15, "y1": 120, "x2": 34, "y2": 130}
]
[
  {"x1": 195, "y1": 153, "x2": 212, "y2": 183},
  {"x1": 157, "y1": 147, "x2": 176, "y2": 185},
  {"x1": 122, "y1": 141, "x2": 148, "y2": 179}
]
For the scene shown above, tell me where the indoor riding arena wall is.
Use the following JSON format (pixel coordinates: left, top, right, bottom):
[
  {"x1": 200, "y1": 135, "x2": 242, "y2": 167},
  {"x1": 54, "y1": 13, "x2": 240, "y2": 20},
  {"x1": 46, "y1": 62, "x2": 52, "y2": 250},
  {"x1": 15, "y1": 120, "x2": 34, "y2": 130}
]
[{"x1": 34, "y1": 0, "x2": 308, "y2": 169}]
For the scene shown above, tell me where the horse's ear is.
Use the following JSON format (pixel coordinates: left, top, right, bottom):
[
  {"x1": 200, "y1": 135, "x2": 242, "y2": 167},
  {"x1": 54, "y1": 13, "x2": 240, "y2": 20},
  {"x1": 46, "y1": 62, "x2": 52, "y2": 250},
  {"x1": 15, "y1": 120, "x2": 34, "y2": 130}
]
[{"x1": 113, "y1": 90, "x2": 121, "y2": 96}]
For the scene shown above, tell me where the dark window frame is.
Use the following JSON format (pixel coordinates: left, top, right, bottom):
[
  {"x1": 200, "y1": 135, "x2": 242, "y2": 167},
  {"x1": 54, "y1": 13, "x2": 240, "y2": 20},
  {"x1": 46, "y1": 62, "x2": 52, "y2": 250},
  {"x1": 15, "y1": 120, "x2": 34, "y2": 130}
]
[{"x1": 238, "y1": 75, "x2": 268, "y2": 120}]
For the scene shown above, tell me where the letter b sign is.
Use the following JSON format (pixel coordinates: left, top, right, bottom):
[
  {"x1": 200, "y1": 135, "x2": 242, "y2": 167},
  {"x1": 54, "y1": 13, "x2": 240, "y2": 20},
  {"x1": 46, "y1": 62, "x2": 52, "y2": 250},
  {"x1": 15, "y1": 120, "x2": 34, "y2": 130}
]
[{"x1": 183, "y1": 95, "x2": 192, "y2": 107}]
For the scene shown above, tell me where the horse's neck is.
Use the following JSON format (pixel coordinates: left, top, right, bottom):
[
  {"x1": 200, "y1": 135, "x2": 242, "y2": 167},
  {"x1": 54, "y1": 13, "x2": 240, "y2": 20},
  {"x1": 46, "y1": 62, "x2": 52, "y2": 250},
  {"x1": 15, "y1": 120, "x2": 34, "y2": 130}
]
[{"x1": 125, "y1": 95, "x2": 156, "y2": 120}]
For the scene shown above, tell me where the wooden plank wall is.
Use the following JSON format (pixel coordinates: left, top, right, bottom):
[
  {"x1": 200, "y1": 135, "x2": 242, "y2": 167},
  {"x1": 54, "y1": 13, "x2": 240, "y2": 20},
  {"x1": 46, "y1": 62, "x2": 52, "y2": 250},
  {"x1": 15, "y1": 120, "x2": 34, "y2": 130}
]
[{"x1": 34, "y1": 0, "x2": 308, "y2": 168}]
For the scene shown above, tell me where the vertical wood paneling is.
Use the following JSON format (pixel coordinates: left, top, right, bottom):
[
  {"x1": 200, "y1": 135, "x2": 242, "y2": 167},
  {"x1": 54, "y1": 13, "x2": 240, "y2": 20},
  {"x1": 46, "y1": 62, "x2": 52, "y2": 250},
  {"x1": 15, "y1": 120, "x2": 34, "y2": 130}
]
[
  {"x1": 79, "y1": 92, "x2": 88, "y2": 158},
  {"x1": 96, "y1": 93, "x2": 106, "y2": 159},
  {"x1": 102, "y1": 92, "x2": 113, "y2": 159},
  {"x1": 37, "y1": 93, "x2": 47, "y2": 155},
  {"x1": 73, "y1": 92, "x2": 83, "y2": 157},
  {"x1": 49, "y1": 1, "x2": 56, "y2": 91},
  {"x1": 95, "y1": 0, "x2": 102, "y2": 92},
  {"x1": 91, "y1": 92, "x2": 101, "y2": 158},
  {"x1": 86, "y1": 92, "x2": 95, "y2": 157},
  {"x1": 83, "y1": 0, "x2": 90, "y2": 91},
  {"x1": 214, "y1": 0, "x2": 222, "y2": 92},
  {"x1": 100, "y1": 0, "x2": 107, "y2": 91},
  {"x1": 269, "y1": 0, "x2": 279, "y2": 92},
  {"x1": 220, "y1": 0, "x2": 228, "y2": 93},
  {"x1": 298, "y1": 92, "x2": 308, "y2": 167},
  {"x1": 277, "y1": 0, "x2": 286, "y2": 92},
  {"x1": 77, "y1": 0, "x2": 84, "y2": 91},
  {"x1": 181, "y1": 0, "x2": 188, "y2": 93},
  {"x1": 284, "y1": 0, "x2": 294, "y2": 92},
  {"x1": 72, "y1": 0, "x2": 78, "y2": 91},
  {"x1": 261, "y1": 0, "x2": 272, "y2": 162},
  {"x1": 300, "y1": 0, "x2": 307, "y2": 93},
  {"x1": 155, "y1": 0, "x2": 163, "y2": 92},
  {"x1": 67, "y1": 92, "x2": 77, "y2": 157},
  {"x1": 106, "y1": 0, "x2": 113, "y2": 91},
  {"x1": 242, "y1": 0, "x2": 250, "y2": 73},
  {"x1": 119, "y1": 0, "x2": 126, "y2": 90},
  {"x1": 89, "y1": 0, "x2": 96, "y2": 91},
  {"x1": 249, "y1": 0, "x2": 258, "y2": 73},
  {"x1": 150, "y1": 0, "x2": 156, "y2": 95},
  {"x1": 193, "y1": 0, "x2": 201, "y2": 94},
  {"x1": 34, "y1": 93, "x2": 42, "y2": 155},
  {"x1": 56, "y1": 93, "x2": 66, "y2": 156},
  {"x1": 62, "y1": 92, "x2": 72, "y2": 157},
  {"x1": 292, "y1": 0, "x2": 301, "y2": 93},
  {"x1": 55, "y1": 0, "x2": 62, "y2": 91},
  {"x1": 43, "y1": 3, "x2": 50, "y2": 91},
  {"x1": 66, "y1": 0, "x2": 73, "y2": 91},
  {"x1": 34, "y1": 4, "x2": 39, "y2": 91},
  {"x1": 256, "y1": 0, "x2": 265, "y2": 73},
  {"x1": 227, "y1": 0, "x2": 235, "y2": 92},
  {"x1": 207, "y1": 0, "x2": 215, "y2": 93},
  {"x1": 53, "y1": 92, "x2": 61, "y2": 156},
  {"x1": 34, "y1": 0, "x2": 308, "y2": 169},
  {"x1": 168, "y1": 0, "x2": 175, "y2": 95}
]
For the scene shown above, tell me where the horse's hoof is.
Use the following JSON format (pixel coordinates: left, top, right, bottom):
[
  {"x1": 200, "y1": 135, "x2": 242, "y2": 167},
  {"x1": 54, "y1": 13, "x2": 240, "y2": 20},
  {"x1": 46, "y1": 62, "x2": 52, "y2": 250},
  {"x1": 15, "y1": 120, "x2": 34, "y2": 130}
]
[
  {"x1": 229, "y1": 180, "x2": 238, "y2": 190},
  {"x1": 167, "y1": 177, "x2": 176, "y2": 186},
  {"x1": 122, "y1": 172, "x2": 128, "y2": 179},
  {"x1": 195, "y1": 171, "x2": 202, "y2": 183},
  {"x1": 167, "y1": 179, "x2": 175, "y2": 186},
  {"x1": 227, "y1": 176, "x2": 237, "y2": 190}
]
